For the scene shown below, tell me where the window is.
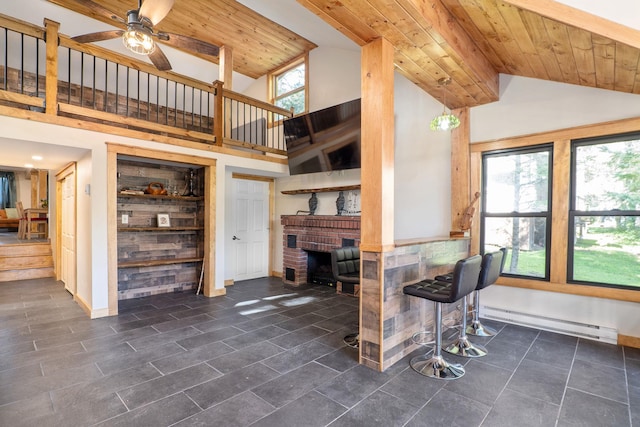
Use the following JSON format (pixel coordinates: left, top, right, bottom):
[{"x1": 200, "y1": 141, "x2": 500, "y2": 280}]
[
  {"x1": 270, "y1": 56, "x2": 307, "y2": 115},
  {"x1": 481, "y1": 146, "x2": 553, "y2": 280},
  {"x1": 569, "y1": 133, "x2": 640, "y2": 289}
]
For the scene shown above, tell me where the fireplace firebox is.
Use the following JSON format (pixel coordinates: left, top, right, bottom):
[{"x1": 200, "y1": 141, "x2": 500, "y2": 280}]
[
  {"x1": 307, "y1": 251, "x2": 335, "y2": 286},
  {"x1": 281, "y1": 215, "x2": 361, "y2": 287}
]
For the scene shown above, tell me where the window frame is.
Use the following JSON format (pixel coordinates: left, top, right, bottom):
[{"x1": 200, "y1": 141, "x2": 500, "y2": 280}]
[
  {"x1": 469, "y1": 116, "x2": 640, "y2": 304},
  {"x1": 568, "y1": 131, "x2": 640, "y2": 290},
  {"x1": 481, "y1": 145, "x2": 553, "y2": 281},
  {"x1": 268, "y1": 54, "x2": 308, "y2": 119}
]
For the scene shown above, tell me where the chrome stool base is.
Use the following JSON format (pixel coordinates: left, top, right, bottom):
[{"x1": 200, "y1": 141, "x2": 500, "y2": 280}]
[
  {"x1": 410, "y1": 353, "x2": 465, "y2": 380},
  {"x1": 466, "y1": 320, "x2": 497, "y2": 337},
  {"x1": 343, "y1": 333, "x2": 359, "y2": 348},
  {"x1": 445, "y1": 336, "x2": 487, "y2": 357}
]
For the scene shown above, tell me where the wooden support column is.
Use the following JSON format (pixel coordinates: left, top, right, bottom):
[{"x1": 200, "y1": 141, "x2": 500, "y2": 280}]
[
  {"x1": 358, "y1": 37, "x2": 395, "y2": 372},
  {"x1": 360, "y1": 37, "x2": 395, "y2": 252},
  {"x1": 44, "y1": 19, "x2": 59, "y2": 115},
  {"x1": 450, "y1": 107, "x2": 472, "y2": 237},
  {"x1": 212, "y1": 80, "x2": 224, "y2": 146},
  {"x1": 218, "y1": 46, "x2": 233, "y2": 89}
]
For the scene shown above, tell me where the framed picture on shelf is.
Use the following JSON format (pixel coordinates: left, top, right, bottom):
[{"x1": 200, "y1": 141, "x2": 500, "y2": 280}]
[{"x1": 157, "y1": 213, "x2": 171, "y2": 228}]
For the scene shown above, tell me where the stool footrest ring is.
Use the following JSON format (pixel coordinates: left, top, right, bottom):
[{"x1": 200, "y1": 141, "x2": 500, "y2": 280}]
[{"x1": 412, "y1": 331, "x2": 435, "y2": 346}]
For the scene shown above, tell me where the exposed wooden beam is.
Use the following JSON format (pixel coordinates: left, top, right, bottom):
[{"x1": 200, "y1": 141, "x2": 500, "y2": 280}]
[
  {"x1": 504, "y1": 0, "x2": 640, "y2": 50},
  {"x1": 397, "y1": 0, "x2": 499, "y2": 103}
]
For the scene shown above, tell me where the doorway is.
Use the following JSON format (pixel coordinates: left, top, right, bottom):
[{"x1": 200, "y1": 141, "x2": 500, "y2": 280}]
[
  {"x1": 231, "y1": 174, "x2": 273, "y2": 281},
  {"x1": 56, "y1": 163, "x2": 76, "y2": 295}
]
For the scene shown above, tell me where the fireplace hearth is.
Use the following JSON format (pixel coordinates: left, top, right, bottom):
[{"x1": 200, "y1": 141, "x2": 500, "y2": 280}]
[{"x1": 281, "y1": 215, "x2": 361, "y2": 287}]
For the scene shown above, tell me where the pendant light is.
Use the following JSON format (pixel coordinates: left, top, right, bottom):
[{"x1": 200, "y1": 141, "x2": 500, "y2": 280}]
[{"x1": 430, "y1": 77, "x2": 460, "y2": 131}]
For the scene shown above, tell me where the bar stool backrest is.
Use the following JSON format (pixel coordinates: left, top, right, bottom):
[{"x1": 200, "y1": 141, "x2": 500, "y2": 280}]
[
  {"x1": 477, "y1": 248, "x2": 506, "y2": 290},
  {"x1": 448, "y1": 254, "x2": 482, "y2": 303}
]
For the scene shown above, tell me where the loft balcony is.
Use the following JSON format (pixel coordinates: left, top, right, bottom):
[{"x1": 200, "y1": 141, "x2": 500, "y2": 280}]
[{"x1": 0, "y1": 14, "x2": 292, "y2": 157}]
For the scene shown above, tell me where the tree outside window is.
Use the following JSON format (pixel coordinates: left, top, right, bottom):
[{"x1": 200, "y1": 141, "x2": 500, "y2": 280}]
[
  {"x1": 272, "y1": 61, "x2": 306, "y2": 115},
  {"x1": 481, "y1": 146, "x2": 552, "y2": 279},
  {"x1": 570, "y1": 135, "x2": 640, "y2": 288}
]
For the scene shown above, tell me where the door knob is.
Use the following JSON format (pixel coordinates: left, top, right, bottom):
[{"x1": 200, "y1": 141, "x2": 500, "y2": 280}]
[{"x1": 232, "y1": 235, "x2": 240, "y2": 240}]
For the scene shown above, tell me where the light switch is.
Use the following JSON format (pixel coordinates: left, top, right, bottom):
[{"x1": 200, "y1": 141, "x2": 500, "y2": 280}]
[{"x1": 121, "y1": 214, "x2": 128, "y2": 224}]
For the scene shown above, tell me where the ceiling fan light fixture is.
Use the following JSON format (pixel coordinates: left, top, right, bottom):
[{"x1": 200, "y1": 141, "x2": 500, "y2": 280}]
[
  {"x1": 430, "y1": 77, "x2": 460, "y2": 132},
  {"x1": 123, "y1": 26, "x2": 155, "y2": 55}
]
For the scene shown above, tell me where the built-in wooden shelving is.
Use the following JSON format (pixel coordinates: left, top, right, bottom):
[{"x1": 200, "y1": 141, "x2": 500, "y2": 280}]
[
  {"x1": 118, "y1": 193, "x2": 204, "y2": 201},
  {"x1": 118, "y1": 226, "x2": 203, "y2": 232},
  {"x1": 281, "y1": 184, "x2": 360, "y2": 195},
  {"x1": 119, "y1": 257, "x2": 203, "y2": 268}
]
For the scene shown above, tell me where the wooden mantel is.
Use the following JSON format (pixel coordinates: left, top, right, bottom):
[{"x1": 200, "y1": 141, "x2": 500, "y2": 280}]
[{"x1": 281, "y1": 184, "x2": 360, "y2": 195}]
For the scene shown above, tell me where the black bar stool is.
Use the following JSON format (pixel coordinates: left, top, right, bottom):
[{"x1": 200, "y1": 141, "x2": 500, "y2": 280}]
[
  {"x1": 403, "y1": 255, "x2": 482, "y2": 380},
  {"x1": 466, "y1": 248, "x2": 506, "y2": 337},
  {"x1": 435, "y1": 248, "x2": 506, "y2": 340}
]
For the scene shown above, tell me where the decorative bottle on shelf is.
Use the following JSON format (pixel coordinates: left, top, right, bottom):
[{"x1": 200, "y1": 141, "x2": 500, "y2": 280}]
[
  {"x1": 183, "y1": 168, "x2": 197, "y2": 197},
  {"x1": 336, "y1": 191, "x2": 345, "y2": 216},
  {"x1": 308, "y1": 192, "x2": 318, "y2": 215}
]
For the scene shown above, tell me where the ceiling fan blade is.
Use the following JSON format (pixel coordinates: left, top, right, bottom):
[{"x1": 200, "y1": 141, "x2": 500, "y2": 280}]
[
  {"x1": 72, "y1": 30, "x2": 124, "y2": 44},
  {"x1": 139, "y1": 0, "x2": 175, "y2": 26},
  {"x1": 148, "y1": 45, "x2": 172, "y2": 71},
  {"x1": 64, "y1": 0, "x2": 125, "y2": 24},
  {"x1": 160, "y1": 33, "x2": 220, "y2": 57}
]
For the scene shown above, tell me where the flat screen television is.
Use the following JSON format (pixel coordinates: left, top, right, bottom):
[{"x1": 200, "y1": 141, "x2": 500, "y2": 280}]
[{"x1": 283, "y1": 98, "x2": 361, "y2": 175}]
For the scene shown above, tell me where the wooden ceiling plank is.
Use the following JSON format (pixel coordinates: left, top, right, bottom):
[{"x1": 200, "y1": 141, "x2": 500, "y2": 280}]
[
  {"x1": 614, "y1": 42, "x2": 640, "y2": 93},
  {"x1": 518, "y1": 11, "x2": 564, "y2": 83},
  {"x1": 297, "y1": 0, "x2": 380, "y2": 45},
  {"x1": 439, "y1": 0, "x2": 507, "y2": 73},
  {"x1": 591, "y1": 34, "x2": 615, "y2": 91},
  {"x1": 463, "y1": 0, "x2": 533, "y2": 76},
  {"x1": 567, "y1": 27, "x2": 596, "y2": 88},
  {"x1": 445, "y1": 0, "x2": 517, "y2": 75},
  {"x1": 296, "y1": 0, "x2": 370, "y2": 45},
  {"x1": 494, "y1": 1, "x2": 549, "y2": 79},
  {"x1": 542, "y1": 17, "x2": 579, "y2": 85},
  {"x1": 347, "y1": 0, "x2": 489, "y2": 106},
  {"x1": 503, "y1": 0, "x2": 640, "y2": 51},
  {"x1": 395, "y1": 0, "x2": 498, "y2": 102}
]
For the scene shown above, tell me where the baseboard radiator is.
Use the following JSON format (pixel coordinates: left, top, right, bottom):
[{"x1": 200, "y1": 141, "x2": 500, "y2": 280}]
[{"x1": 481, "y1": 306, "x2": 618, "y2": 344}]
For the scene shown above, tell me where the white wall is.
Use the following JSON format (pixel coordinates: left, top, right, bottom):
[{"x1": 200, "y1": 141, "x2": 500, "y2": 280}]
[
  {"x1": 267, "y1": 45, "x2": 454, "y2": 271},
  {"x1": 472, "y1": 74, "x2": 640, "y2": 337}
]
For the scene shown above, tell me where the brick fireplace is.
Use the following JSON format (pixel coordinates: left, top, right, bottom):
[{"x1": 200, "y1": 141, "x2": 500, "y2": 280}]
[{"x1": 281, "y1": 215, "x2": 361, "y2": 287}]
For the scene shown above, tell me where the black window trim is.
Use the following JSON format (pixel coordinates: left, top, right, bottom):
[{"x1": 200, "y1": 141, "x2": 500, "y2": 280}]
[
  {"x1": 568, "y1": 131, "x2": 640, "y2": 290},
  {"x1": 481, "y1": 144, "x2": 554, "y2": 281}
]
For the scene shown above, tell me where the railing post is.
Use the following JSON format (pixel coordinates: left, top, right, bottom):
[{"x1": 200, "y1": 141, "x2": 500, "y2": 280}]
[
  {"x1": 212, "y1": 80, "x2": 224, "y2": 146},
  {"x1": 44, "y1": 18, "x2": 59, "y2": 115}
]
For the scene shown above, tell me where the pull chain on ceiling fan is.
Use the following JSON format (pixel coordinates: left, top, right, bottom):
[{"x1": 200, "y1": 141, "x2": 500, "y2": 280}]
[{"x1": 68, "y1": 0, "x2": 220, "y2": 71}]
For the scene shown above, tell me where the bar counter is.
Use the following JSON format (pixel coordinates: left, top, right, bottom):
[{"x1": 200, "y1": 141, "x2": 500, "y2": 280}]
[{"x1": 359, "y1": 236, "x2": 470, "y2": 371}]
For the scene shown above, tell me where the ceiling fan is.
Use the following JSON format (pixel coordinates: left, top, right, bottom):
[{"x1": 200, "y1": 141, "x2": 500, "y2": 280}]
[{"x1": 69, "y1": 0, "x2": 220, "y2": 71}]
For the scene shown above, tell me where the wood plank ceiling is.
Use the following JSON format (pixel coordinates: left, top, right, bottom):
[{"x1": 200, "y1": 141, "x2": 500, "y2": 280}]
[
  {"x1": 47, "y1": 0, "x2": 640, "y2": 109},
  {"x1": 300, "y1": 0, "x2": 640, "y2": 109},
  {"x1": 46, "y1": 0, "x2": 317, "y2": 79}
]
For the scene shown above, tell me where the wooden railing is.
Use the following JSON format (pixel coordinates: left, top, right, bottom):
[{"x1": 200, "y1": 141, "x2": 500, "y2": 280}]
[{"x1": 0, "y1": 14, "x2": 291, "y2": 155}]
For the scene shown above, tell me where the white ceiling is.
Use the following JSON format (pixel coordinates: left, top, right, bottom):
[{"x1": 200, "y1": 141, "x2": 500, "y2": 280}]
[{"x1": 0, "y1": 138, "x2": 89, "y2": 171}]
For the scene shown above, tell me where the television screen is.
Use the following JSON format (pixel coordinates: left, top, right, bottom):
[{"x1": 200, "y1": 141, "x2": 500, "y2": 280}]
[{"x1": 283, "y1": 98, "x2": 361, "y2": 175}]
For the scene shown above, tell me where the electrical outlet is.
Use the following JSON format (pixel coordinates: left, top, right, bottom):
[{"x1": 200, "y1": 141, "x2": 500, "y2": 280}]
[{"x1": 121, "y1": 214, "x2": 128, "y2": 224}]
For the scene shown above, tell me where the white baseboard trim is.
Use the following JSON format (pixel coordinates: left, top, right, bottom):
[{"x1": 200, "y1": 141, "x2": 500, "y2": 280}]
[{"x1": 482, "y1": 305, "x2": 618, "y2": 344}]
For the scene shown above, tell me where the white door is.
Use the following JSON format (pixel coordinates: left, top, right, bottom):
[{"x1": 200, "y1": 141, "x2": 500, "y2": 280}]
[
  {"x1": 232, "y1": 178, "x2": 269, "y2": 281},
  {"x1": 61, "y1": 172, "x2": 76, "y2": 295}
]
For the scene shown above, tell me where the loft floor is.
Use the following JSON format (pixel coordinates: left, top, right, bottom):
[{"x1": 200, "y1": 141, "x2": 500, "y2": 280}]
[{"x1": 0, "y1": 277, "x2": 638, "y2": 426}]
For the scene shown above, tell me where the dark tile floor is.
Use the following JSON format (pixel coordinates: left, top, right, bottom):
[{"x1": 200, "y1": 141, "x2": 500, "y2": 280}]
[{"x1": 1, "y1": 276, "x2": 639, "y2": 426}]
